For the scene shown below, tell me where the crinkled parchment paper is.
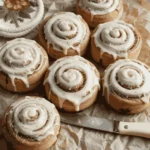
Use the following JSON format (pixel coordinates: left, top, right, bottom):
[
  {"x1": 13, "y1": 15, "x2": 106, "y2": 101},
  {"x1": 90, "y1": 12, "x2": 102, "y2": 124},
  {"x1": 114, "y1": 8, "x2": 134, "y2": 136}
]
[{"x1": 1, "y1": 0, "x2": 150, "y2": 150}]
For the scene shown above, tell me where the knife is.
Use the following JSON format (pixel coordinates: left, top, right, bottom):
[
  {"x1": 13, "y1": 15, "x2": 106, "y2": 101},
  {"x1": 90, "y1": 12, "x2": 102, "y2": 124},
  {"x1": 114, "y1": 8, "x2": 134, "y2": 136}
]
[{"x1": 60, "y1": 112, "x2": 150, "y2": 139}]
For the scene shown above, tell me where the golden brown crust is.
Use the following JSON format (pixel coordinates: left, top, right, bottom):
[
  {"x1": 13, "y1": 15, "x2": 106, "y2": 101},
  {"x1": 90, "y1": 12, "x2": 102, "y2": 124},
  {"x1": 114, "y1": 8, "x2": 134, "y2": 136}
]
[
  {"x1": 38, "y1": 12, "x2": 91, "y2": 59},
  {"x1": 102, "y1": 66, "x2": 150, "y2": 115},
  {"x1": 103, "y1": 86, "x2": 150, "y2": 114},
  {"x1": 91, "y1": 24, "x2": 142, "y2": 67},
  {"x1": 2, "y1": 97, "x2": 60, "y2": 150},
  {"x1": 44, "y1": 59, "x2": 100, "y2": 112},
  {"x1": 0, "y1": 44, "x2": 49, "y2": 92},
  {"x1": 45, "y1": 82, "x2": 99, "y2": 112},
  {"x1": 76, "y1": 0, "x2": 123, "y2": 28}
]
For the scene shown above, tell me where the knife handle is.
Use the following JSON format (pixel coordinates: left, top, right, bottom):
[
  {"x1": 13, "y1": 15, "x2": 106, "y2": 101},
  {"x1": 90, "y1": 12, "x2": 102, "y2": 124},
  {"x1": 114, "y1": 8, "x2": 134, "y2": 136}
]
[{"x1": 118, "y1": 122, "x2": 150, "y2": 138}]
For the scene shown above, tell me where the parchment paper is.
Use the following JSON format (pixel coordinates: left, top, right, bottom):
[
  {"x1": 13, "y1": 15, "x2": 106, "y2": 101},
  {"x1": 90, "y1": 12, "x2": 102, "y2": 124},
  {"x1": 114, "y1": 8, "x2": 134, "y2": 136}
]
[{"x1": 1, "y1": 0, "x2": 150, "y2": 150}]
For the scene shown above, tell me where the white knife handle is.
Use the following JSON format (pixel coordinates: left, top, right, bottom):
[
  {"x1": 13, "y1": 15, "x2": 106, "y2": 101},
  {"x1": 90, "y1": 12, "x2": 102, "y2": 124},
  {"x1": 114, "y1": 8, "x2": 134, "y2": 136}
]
[{"x1": 118, "y1": 122, "x2": 150, "y2": 138}]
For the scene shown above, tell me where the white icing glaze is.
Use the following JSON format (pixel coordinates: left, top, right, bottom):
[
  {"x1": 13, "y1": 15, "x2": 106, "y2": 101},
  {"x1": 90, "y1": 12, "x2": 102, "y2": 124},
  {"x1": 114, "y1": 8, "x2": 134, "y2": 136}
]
[
  {"x1": 59, "y1": 69, "x2": 83, "y2": 89},
  {"x1": 79, "y1": 0, "x2": 120, "y2": 15},
  {"x1": 44, "y1": 56, "x2": 100, "y2": 111},
  {"x1": 0, "y1": 0, "x2": 44, "y2": 38},
  {"x1": 103, "y1": 59, "x2": 150, "y2": 104},
  {"x1": 44, "y1": 12, "x2": 87, "y2": 55},
  {"x1": 93, "y1": 21, "x2": 140, "y2": 60},
  {"x1": 6, "y1": 96, "x2": 60, "y2": 141},
  {"x1": 0, "y1": 38, "x2": 46, "y2": 91}
]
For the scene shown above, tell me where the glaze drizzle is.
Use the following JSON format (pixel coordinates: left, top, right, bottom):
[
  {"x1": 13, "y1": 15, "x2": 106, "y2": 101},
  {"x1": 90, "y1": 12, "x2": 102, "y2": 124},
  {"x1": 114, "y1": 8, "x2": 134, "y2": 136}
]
[
  {"x1": 0, "y1": 38, "x2": 46, "y2": 91},
  {"x1": 103, "y1": 59, "x2": 150, "y2": 104},
  {"x1": 93, "y1": 21, "x2": 141, "y2": 60},
  {"x1": 44, "y1": 12, "x2": 87, "y2": 55},
  {"x1": 79, "y1": 0, "x2": 120, "y2": 15},
  {"x1": 44, "y1": 56, "x2": 100, "y2": 111},
  {"x1": 6, "y1": 96, "x2": 60, "y2": 141}
]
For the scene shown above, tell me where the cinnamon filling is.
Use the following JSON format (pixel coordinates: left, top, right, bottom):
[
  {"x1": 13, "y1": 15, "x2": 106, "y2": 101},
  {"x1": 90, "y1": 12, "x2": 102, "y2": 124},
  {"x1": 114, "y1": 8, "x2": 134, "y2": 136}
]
[
  {"x1": 55, "y1": 68, "x2": 86, "y2": 92},
  {"x1": 5, "y1": 111, "x2": 49, "y2": 142},
  {"x1": 89, "y1": 0, "x2": 100, "y2": 3},
  {"x1": 99, "y1": 28, "x2": 138, "y2": 51},
  {"x1": 112, "y1": 89, "x2": 145, "y2": 100},
  {"x1": 52, "y1": 25, "x2": 78, "y2": 40},
  {"x1": 108, "y1": 69, "x2": 144, "y2": 99}
]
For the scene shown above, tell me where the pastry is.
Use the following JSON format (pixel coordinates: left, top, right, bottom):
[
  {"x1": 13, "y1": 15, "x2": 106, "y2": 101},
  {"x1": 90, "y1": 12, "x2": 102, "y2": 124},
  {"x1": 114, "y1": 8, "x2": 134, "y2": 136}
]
[
  {"x1": 102, "y1": 59, "x2": 150, "y2": 114},
  {"x1": 39, "y1": 12, "x2": 90, "y2": 59},
  {"x1": 44, "y1": 56, "x2": 100, "y2": 112},
  {"x1": 91, "y1": 21, "x2": 142, "y2": 67},
  {"x1": 0, "y1": 0, "x2": 44, "y2": 38},
  {"x1": 76, "y1": 0, "x2": 123, "y2": 28},
  {"x1": 0, "y1": 38, "x2": 49, "y2": 92},
  {"x1": 2, "y1": 96, "x2": 60, "y2": 150}
]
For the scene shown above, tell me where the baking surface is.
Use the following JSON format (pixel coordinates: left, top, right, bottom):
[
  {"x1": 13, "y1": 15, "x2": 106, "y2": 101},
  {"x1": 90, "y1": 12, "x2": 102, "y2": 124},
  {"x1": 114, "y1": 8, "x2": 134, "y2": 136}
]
[{"x1": 1, "y1": 0, "x2": 150, "y2": 150}]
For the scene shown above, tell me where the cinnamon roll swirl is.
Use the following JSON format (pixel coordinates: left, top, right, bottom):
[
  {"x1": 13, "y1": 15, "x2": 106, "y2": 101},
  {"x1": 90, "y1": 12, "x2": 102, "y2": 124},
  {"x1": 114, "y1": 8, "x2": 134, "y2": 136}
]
[
  {"x1": 44, "y1": 56, "x2": 100, "y2": 112},
  {"x1": 91, "y1": 21, "x2": 142, "y2": 67},
  {"x1": 2, "y1": 96, "x2": 60, "y2": 150},
  {"x1": 0, "y1": 38, "x2": 49, "y2": 92},
  {"x1": 102, "y1": 59, "x2": 150, "y2": 114},
  {"x1": 39, "y1": 12, "x2": 90, "y2": 59},
  {"x1": 76, "y1": 0, "x2": 123, "y2": 28}
]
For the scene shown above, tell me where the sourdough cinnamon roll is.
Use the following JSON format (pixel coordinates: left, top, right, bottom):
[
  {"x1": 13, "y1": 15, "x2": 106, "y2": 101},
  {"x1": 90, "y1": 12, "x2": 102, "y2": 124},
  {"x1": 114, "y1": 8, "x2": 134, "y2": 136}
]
[
  {"x1": 102, "y1": 59, "x2": 150, "y2": 114},
  {"x1": 44, "y1": 56, "x2": 100, "y2": 112},
  {"x1": 91, "y1": 21, "x2": 142, "y2": 67},
  {"x1": 76, "y1": 0, "x2": 123, "y2": 28},
  {"x1": 0, "y1": 38, "x2": 49, "y2": 92},
  {"x1": 39, "y1": 12, "x2": 90, "y2": 59},
  {"x1": 2, "y1": 96, "x2": 60, "y2": 150}
]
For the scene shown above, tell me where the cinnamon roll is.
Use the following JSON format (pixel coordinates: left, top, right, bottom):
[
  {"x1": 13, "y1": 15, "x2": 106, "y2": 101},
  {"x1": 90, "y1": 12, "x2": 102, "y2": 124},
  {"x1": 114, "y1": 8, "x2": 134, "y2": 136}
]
[
  {"x1": 0, "y1": 38, "x2": 49, "y2": 92},
  {"x1": 39, "y1": 12, "x2": 90, "y2": 59},
  {"x1": 44, "y1": 56, "x2": 100, "y2": 112},
  {"x1": 91, "y1": 21, "x2": 142, "y2": 67},
  {"x1": 76, "y1": 0, "x2": 123, "y2": 28},
  {"x1": 2, "y1": 96, "x2": 60, "y2": 150},
  {"x1": 102, "y1": 59, "x2": 150, "y2": 114}
]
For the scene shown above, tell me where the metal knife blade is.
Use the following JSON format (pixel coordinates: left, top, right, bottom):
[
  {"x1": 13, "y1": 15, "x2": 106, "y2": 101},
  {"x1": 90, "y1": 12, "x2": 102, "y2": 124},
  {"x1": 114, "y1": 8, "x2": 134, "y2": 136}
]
[
  {"x1": 60, "y1": 112, "x2": 150, "y2": 139},
  {"x1": 60, "y1": 112, "x2": 119, "y2": 133}
]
